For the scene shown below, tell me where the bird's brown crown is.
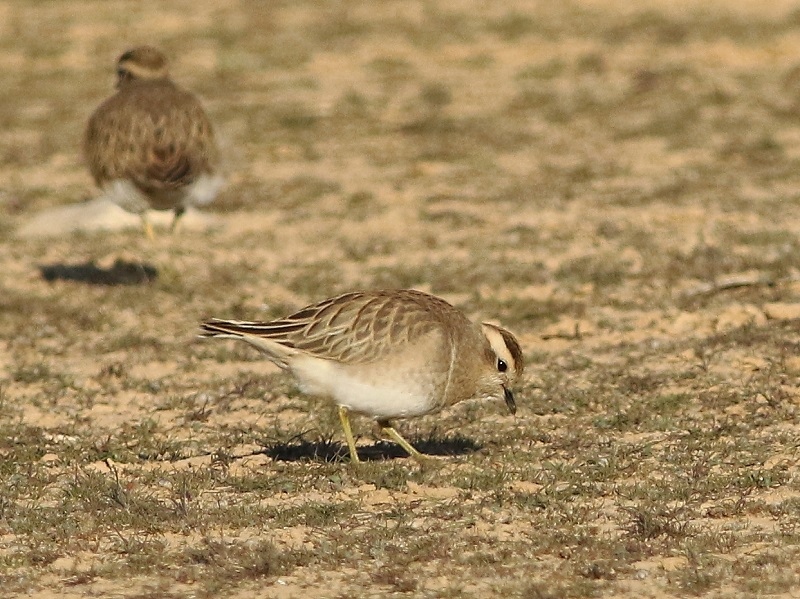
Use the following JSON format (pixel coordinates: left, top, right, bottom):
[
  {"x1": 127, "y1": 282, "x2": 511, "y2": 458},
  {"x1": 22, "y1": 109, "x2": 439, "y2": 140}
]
[{"x1": 116, "y1": 46, "x2": 170, "y2": 87}]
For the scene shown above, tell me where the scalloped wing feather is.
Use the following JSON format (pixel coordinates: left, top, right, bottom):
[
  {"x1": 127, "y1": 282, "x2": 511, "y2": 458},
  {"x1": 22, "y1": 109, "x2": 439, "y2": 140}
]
[
  {"x1": 85, "y1": 80, "x2": 217, "y2": 196},
  {"x1": 200, "y1": 290, "x2": 461, "y2": 365}
]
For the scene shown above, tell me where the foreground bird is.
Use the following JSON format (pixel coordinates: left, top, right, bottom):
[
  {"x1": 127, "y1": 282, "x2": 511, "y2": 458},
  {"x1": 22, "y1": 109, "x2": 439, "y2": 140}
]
[
  {"x1": 200, "y1": 289, "x2": 524, "y2": 464},
  {"x1": 84, "y1": 46, "x2": 223, "y2": 238}
]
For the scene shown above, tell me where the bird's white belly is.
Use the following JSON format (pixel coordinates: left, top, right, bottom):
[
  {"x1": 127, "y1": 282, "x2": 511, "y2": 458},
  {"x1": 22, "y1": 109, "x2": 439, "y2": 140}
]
[
  {"x1": 101, "y1": 174, "x2": 223, "y2": 213},
  {"x1": 291, "y1": 356, "x2": 435, "y2": 419},
  {"x1": 187, "y1": 173, "x2": 224, "y2": 207},
  {"x1": 101, "y1": 180, "x2": 151, "y2": 214}
]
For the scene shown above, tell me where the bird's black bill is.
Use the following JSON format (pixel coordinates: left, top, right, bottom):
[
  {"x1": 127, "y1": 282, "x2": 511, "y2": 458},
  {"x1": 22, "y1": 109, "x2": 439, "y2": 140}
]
[{"x1": 504, "y1": 387, "x2": 517, "y2": 415}]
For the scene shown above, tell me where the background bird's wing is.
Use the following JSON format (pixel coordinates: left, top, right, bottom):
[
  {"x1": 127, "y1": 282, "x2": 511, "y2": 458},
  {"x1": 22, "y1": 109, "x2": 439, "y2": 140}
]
[{"x1": 85, "y1": 82, "x2": 217, "y2": 192}]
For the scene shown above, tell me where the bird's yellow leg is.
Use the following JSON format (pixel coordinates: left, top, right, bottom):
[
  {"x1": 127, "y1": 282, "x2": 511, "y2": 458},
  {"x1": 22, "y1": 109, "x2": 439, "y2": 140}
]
[
  {"x1": 338, "y1": 406, "x2": 360, "y2": 463},
  {"x1": 379, "y1": 421, "x2": 427, "y2": 463},
  {"x1": 141, "y1": 214, "x2": 155, "y2": 240}
]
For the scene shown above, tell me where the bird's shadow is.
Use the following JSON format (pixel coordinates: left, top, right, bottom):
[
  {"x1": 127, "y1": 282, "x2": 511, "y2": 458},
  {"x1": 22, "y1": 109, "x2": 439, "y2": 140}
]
[
  {"x1": 264, "y1": 436, "x2": 482, "y2": 463},
  {"x1": 39, "y1": 259, "x2": 157, "y2": 286}
]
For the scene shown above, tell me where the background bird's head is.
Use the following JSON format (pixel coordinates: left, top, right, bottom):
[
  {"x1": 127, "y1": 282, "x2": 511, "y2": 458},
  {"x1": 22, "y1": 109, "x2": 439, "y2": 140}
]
[{"x1": 115, "y1": 46, "x2": 170, "y2": 88}]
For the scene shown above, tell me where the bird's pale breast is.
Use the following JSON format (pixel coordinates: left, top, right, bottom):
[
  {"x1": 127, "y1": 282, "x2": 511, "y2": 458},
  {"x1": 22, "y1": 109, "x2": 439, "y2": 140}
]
[{"x1": 287, "y1": 330, "x2": 450, "y2": 419}]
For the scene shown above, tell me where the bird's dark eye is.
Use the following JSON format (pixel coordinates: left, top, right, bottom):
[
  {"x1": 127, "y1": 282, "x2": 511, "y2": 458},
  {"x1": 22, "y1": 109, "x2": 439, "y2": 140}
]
[{"x1": 497, "y1": 358, "x2": 508, "y2": 372}]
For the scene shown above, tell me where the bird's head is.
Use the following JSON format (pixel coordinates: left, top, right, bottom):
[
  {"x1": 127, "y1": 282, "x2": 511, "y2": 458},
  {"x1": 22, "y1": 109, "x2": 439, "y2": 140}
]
[
  {"x1": 479, "y1": 322, "x2": 524, "y2": 414},
  {"x1": 115, "y1": 46, "x2": 169, "y2": 88}
]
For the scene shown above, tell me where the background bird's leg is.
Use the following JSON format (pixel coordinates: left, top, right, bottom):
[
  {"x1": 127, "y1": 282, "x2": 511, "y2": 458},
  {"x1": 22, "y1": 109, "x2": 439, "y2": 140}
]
[
  {"x1": 169, "y1": 206, "x2": 186, "y2": 234},
  {"x1": 338, "y1": 406, "x2": 360, "y2": 463},
  {"x1": 141, "y1": 213, "x2": 155, "y2": 240}
]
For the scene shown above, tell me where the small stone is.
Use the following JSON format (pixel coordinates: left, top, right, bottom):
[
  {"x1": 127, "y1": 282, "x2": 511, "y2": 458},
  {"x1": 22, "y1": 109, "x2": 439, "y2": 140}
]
[
  {"x1": 763, "y1": 302, "x2": 800, "y2": 321},
  {"x1": 714, "y1": 304, "x2": 766, "y2": 332}
]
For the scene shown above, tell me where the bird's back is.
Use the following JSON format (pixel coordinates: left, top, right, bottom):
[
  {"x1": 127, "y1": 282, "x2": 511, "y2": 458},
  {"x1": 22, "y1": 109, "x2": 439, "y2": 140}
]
[
  {"x1": 85, "y1": 79, "x2": 218, "y2": 206},
  {"x1": 222, "y1": 290, "x2": 470, "y2": 360}
]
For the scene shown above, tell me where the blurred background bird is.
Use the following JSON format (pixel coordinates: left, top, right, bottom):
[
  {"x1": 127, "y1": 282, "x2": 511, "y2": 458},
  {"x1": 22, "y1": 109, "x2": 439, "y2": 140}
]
[{"x1": 84, "y1": 46, "x2": 223, "y2": 239}]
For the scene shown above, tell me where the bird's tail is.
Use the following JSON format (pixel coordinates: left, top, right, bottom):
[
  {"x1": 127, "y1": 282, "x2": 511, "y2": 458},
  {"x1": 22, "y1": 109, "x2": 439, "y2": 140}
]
[
  {"x1": 199, "y1": 319, "x2": 298, "y2": 367},
  {"x1": 200, "y1": 318, "x2": 261, "y2": 338}
]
